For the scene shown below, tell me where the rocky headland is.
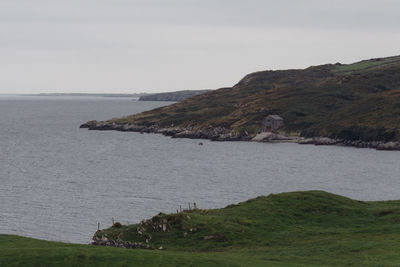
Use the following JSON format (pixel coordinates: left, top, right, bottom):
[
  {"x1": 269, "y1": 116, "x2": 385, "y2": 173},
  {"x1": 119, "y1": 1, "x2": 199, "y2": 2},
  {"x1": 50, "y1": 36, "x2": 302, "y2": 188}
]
[{"x1": 81, "y1": 56, "x2": 400, "y2": 151}]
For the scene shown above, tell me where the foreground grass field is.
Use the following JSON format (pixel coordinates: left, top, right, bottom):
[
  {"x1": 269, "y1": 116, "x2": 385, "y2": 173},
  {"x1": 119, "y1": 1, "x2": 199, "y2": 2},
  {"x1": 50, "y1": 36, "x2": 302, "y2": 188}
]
[
  {"x1": 3, "y1": 191, "x2": 400, "y2": 266},
  {"x1": 0, "y1": 235, "x2": 271, "y2": 267}
]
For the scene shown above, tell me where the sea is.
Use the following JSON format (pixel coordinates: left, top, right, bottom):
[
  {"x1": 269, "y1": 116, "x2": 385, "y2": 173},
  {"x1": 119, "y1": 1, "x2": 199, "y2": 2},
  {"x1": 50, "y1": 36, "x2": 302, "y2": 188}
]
[{"x1": 1, "y1": 95, "x2": 400, "y2": 244}]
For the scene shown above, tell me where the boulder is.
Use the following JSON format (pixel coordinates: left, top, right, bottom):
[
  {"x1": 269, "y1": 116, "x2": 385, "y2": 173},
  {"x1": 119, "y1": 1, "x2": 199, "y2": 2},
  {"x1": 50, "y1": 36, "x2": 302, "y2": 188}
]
[{"x1": 376, "y1": 141, "x2": 400, "y2": 151}]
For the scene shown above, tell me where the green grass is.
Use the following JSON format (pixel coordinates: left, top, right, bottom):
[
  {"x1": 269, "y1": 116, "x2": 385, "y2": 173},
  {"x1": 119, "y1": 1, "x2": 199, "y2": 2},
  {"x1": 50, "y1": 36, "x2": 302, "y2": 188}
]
[
  {"x1": 333, "y1": 56, "x2": 400, "y2": 72},
  {"x1": 4, "y1": 191, "x2": 400, "y2": 266},
  {"x1": 0, "y1": 235, "x2": 271, "y2": 267}
]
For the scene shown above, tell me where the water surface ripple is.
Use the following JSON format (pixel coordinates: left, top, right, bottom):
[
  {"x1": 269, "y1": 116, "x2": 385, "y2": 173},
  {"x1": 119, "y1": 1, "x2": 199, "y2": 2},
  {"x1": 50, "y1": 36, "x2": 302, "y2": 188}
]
[{"x1": 1, "y1": 95, "x2": 400, "y2": 243}]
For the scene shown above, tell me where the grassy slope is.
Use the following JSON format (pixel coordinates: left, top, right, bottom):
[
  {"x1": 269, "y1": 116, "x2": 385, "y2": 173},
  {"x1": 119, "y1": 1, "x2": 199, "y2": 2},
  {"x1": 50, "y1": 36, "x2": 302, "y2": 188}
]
[
  {"x1": 5, "y1": 191, "x2": 400, "y2": 266},
  {"x1": 0, "y1": 235, "x2": 269, "y2": 267},
  {"x1": 110, "y1": 55, "x2": 400, "y2": 141}
]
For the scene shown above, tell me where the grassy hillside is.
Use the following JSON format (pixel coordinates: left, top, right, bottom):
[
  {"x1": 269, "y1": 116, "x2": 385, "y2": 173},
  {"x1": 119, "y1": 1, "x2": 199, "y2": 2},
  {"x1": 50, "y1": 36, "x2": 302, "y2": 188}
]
[
  {"x1": 5, "y1": 191, "x2": 400, "y2": 266},
  {"x1": 108, "y1": 55, "x2": 400, "y2": 141}
]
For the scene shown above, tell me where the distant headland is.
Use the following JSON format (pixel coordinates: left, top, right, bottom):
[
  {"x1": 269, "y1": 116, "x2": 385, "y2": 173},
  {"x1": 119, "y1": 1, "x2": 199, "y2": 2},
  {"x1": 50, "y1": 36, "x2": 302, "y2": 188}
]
[{"x1": 26, "y1": 93, "x2": 148, "y2": 98}]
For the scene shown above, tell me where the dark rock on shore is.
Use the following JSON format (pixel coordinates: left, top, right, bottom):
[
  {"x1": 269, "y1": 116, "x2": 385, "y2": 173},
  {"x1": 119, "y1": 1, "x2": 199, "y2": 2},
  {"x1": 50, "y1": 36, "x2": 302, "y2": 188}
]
[
  {"x1": 91, "y1": 235, "x2": 151, "y2": 249},
  {"x1": 298, "y1": 137, "x2": 340, "y2": 146},
  {"x1": 79, "y1": 120, "x2": 98, "y2": 128},
  {"x1": 299, "y1": 137, "x2": 400, "y2": 150},
  {"x1": 376, "y1": 141, "x2": 400, "y2": 151}
]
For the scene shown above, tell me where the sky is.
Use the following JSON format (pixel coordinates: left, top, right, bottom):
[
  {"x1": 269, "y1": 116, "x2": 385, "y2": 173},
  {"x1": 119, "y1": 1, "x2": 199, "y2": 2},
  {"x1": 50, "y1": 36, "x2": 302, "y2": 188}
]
[{"x1": 1, "y1": 0, "x2": 399, "y2": 94}]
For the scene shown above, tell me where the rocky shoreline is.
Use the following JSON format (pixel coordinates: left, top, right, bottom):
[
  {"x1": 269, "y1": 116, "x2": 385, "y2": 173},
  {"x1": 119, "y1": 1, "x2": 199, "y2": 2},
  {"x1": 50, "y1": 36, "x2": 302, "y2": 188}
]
[
  {"x1": 80, "y1": 121, "x2": 400, "y2": 151},
  {"x1": 298, "y1": 137, "x2": 400, "y2": 151},
  {"x1": 80, "y1": 120, "x2": 251, "y2": 141},
  {"x1": 91, "y1": 235, "x2": 152, "y2": 249}
]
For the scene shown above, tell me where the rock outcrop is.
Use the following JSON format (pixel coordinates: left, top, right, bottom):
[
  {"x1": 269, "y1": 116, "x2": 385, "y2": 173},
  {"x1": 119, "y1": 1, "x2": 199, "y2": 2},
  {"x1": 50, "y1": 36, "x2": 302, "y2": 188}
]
[
  {"x1": 298, "y1": 137, "x2": 339, "y2": 146},
  {"x1": 376, "y1": 141, "x2": 400, "y2": 151},
  {"x1": 91, "y1": 235, "x2": 151, "y2": 249},
  {"x1": 251, "y1": 132, "x2": 298, "y2": 142},
  {"x1": 299, "y1": 137, "x2": 400, "y2": 150}
]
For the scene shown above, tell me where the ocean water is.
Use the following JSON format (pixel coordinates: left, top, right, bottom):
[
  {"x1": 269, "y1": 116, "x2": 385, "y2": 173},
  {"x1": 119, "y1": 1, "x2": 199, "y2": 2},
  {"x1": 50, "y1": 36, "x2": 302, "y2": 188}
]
[{"x1": 1, "y1": 95, "x2": 400, "y2": 244}]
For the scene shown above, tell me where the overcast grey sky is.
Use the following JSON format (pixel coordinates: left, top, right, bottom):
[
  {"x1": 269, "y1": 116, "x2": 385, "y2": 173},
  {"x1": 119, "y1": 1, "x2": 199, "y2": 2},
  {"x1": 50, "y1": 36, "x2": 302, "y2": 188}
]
[{"x1": 1, "y1": 0, "x2": 399, "y2": 94}]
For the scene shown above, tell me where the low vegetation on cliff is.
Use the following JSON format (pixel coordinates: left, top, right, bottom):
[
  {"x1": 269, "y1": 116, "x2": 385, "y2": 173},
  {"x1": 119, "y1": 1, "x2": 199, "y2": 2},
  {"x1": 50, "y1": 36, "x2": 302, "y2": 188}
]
[
  {"x1": 138, "y1": 90, "x2": 210, "y2": 102},
  {"x1": 107, "y1": 55, "x2": 400, "y2": 142},
  {"x1": 5, "y1": 191, "x2": 400, "y2": 266}
]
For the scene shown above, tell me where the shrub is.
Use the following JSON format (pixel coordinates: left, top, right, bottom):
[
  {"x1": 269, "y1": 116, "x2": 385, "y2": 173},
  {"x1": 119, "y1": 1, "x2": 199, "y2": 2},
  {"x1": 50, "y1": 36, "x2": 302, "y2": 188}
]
[{"x1": 112, "y1": 222, "x2": 122, "y2": 228}]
